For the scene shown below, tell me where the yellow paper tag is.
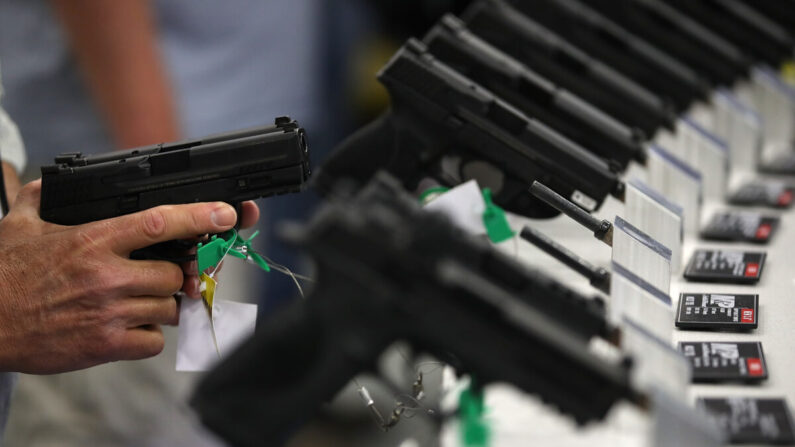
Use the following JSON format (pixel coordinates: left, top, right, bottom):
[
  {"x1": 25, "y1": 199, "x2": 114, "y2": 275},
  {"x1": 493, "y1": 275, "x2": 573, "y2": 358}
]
[
  {"x1": 200, "y1": 273, "x2": 217, "y2": 309},
  {"x1": 199, "y1": 273, "x2": 221, "y2": 357},
  {"x1": 783, "y1": 61, "x2": 795, "y2": 86}
]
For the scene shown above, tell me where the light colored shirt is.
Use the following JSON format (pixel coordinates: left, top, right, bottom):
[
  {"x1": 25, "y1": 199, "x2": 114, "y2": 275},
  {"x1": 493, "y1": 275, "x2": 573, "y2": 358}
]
[
  {"x1": 154, "y1": 0, "x2": 321, "y2": 137},
  {"x1": 0, "y1": 0, "x2": 110, "y2": 174},
  {"x1": 0, "y1": 61, "x2": 27, "y2": 173}
]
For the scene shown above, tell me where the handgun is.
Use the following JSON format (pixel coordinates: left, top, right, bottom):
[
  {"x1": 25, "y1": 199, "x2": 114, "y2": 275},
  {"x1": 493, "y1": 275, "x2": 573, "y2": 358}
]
[
  {"x1": 663, "y1": 0, "x2": 793, "y2": 67},
  {"x1": 316, "y1": 39, "x2": 623, "y2": 219},
  {"x1": 40, "y1": 117, "x2": 310, "y2": 226},
  {"x1": 504, "y1": 0, "x2": 711, "y2": 112},
  {"x1": 587, "y1": 0, "x2": 750, "y2": 86},
  {"x1": 738, "y1": 0, "x2": 795, "y2": 31},
  {"x1": 191, "y1": 172, "x2": 639, "y2": 447},
  {"x1": 520, "y1": 225, "x2": 612, "y2": 295},
  {"x1": 461, "y1": 0, "x2": 676, "y2": 137},
  {"x1": 422, "y1": 15, "x2": 646, "y2": 170},
  {"x1": 530, "y1": 181, "x2": 616, "y2": 247}
]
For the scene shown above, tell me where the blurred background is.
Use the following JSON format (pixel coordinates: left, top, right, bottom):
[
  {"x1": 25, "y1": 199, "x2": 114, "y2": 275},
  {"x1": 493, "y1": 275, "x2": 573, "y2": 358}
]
[{"x1": 0, "y1": 1, "x2": 467, "y2": 446}]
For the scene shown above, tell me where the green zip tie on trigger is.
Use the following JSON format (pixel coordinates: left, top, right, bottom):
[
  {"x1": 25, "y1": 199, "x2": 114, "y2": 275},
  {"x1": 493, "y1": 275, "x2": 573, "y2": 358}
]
[
  {"x1": 196, "y1": 230, "x2": 237, "y2": 275},
  {"x1": 481, "y1": 189, "x2": 515, "y2": 243},
  {"x1": 196, "y1": 229, "x2": 270, "y2": 275}
]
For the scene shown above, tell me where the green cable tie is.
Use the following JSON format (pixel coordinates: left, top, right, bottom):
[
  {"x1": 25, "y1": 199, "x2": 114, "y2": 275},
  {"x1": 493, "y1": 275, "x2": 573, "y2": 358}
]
[
  {"x1": 459, "y1": 382, "x2": 490, "y2": 447},
  {"x1": 247, "y1": 252, "x2": 271, "y2": 272},
  {"x1": 195, "y1": 229, "x2": 271, "y2": 274},
  {"x1": 237, "y1": 231, "x2": 270, "y2": 272},
  {"x1": 196, "y1": 230, "x2": 238, "y2": 274},
  {"x1": 481, "y1": 188, "x2": 515, "y2": 243}
]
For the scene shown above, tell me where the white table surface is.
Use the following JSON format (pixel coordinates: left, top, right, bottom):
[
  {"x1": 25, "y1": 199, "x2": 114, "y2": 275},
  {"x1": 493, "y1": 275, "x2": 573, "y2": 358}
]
[{"x1": 439, "y1": 169, "x2": 795, "y2": 447}]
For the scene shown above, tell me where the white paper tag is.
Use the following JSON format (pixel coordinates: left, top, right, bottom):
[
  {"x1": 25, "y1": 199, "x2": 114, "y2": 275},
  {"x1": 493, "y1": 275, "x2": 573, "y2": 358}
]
[
  {"x1": 750, "y1": 66, "x2": 795, "y2": 146},
  {"x1": 625, "y1": 179, "x2": 684, "y2": 273},
  {"x1": 654, "y1": 129, "x2": 680, "y2": 156},
  {"x1": 176, "y1": 298, "x2": 257, "y2": 372},
  {"x1": 713, "y1": 89, "x2": 762, "y2": 174},
  {"x1": 647, "y1": 144, "x2": 703, "y2": 234},
  {"x1": 733, "y1": 81, "x2": 756, "y2": 109},
  {"x1": 675, "y1": 118, "x2": 729, "y2": 200},
  {"x1": 423, "y1": 180, "x2": 486, "y2": 236},
  {"x1": 610, "y1": 262, "x2": 674, "y2": 342},
  {"x1": 620, "y1": 318, "x2": 688, "y2": 397},
  {"x1": 612, "y1": 216, "x2": 672, "y2": 295},
  {"x1": 688, "y1": 101, "x2": 716, "y2": 131}
]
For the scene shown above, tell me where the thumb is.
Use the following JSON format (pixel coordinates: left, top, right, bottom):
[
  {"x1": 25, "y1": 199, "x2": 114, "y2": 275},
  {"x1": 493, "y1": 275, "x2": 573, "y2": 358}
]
[{"x1": 101, "y1": 202, "x2": 238, "y2": 255}]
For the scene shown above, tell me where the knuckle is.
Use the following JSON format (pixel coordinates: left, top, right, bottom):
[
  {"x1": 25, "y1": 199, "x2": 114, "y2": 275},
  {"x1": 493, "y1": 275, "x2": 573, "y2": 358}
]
[
  {"x1": 72, "y1": 221, "x2": 116, "y2": 258},
  {"x1": 190, "y1": 209, "x2": 205, "y2": 235},
  {"x1": 146, "y1": 263, "x2": 183, "y2": 295},
  {"x1": 18, "y1": 181, "x2": 40, "y2": 198},
  {"x1": 92, "y1": 303, "x2": 122, "y2": 329},
  {"x1": 89, "y1": 324, "x2": 123, "y2": 360},
  {"x1": 4, "y1": 213, "x2": 38, "y2": 234},
  {"x1": 74, "y1": 227, "x2": 101, "y2": 251},
  {"x1": 140, "y1": 208, "x2": 168, "y2": 240},
  {"x1": 87, "y1": 265, "x2": 125, "y2": 294}
]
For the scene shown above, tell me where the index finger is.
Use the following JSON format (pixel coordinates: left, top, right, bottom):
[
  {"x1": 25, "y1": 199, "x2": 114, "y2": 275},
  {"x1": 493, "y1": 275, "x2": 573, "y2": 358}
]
[
  {"x1": 95, "y1": 202, "x2": 237, "y2": 255},
  {"x1": 239, "y1": 200, "x2": 260, "y2": 230}
]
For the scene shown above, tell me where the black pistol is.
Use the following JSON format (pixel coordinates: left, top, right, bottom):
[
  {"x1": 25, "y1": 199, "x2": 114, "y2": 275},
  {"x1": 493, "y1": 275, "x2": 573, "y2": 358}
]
[
  {"x1": 587, "y1": 0, "x2": 750, "y2": 86},
  {"x1": 316, "y1": 39, "x2": 623, "y2": 219},
  {"x1": 40, "y1": 117, "x2": 310, "y2": 226},
  {"x1": 461, "y1": 0, "x2": 676, "y2": 137},
  {"x1": 504, "y1": 0, "x2": 711, "y2": 112},
  {"x1": 663, "y1": 0, "x2": 793, "y2": 67},
  {"x1": 422, "y1": 15, "x2": 647, "y2": 169},
  {"x1": 191, "y1": 173, "x2": 638, "y2": 447}
]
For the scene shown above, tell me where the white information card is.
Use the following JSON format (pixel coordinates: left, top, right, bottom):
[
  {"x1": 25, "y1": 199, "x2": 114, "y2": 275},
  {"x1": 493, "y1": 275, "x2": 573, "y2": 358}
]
[
  {"x1": 647, "y1": 144, "x2": 703, "y2": 235},
  {"x1": 176, "y1": 297, "x2": 257, "y2": 372},
  {"x1": 624, "y1": 179, "x2": 684, "y2": 273}
]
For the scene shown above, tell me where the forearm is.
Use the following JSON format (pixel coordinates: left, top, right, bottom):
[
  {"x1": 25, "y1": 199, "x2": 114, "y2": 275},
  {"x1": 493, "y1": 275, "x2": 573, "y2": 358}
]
[
  {"x1": 50, "y1": 0, "x2": 180, "y2": 148},
  {"x1": 2, "y1": 163, "x2": 20, "y2": 208}
]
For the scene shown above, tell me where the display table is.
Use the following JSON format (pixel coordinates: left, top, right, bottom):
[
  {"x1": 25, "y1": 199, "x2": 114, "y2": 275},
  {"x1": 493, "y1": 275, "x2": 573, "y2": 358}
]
[{"x1": 439, "y1": 169, "x2": 795, "y2": 446}]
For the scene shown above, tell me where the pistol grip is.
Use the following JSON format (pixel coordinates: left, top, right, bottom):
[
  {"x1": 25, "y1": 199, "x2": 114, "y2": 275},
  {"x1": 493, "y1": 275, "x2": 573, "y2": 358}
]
[{"x1": 191, "y1": 300, "x2": 371, "y2": 447}]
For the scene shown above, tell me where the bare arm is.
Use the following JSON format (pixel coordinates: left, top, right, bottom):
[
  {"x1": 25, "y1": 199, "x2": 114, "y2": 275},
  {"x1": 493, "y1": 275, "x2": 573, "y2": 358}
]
[
  {"x1": 2, "y1": 163, "x2": 20, "y2": 208},
  {"x1": 50, "y1": 0, "x2": 180, "y2": 148}
]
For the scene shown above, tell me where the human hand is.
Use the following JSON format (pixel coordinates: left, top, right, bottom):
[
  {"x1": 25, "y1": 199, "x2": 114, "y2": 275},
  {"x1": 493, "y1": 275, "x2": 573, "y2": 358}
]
[{"x1": 0, "y1": 180, "x2": 246, "y2": 374}]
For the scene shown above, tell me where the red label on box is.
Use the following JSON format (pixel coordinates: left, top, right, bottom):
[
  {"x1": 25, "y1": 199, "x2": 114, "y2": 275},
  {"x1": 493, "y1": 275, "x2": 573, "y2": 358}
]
[
  {"x1": 745, "y1": 263, "x2": 760, "y2": 277},
  {"x1": 741, "y1": 308, "x2": 755, "y2": 323},
  {"x1": 756, "y1": 223, "x2": 772, "y2": 240},
  {"x1": 747, "y1": 358, "x2": 764, "y2": 376},
  {"x1": 778, "y1": 190, "x2": 793, "y2": 206}
]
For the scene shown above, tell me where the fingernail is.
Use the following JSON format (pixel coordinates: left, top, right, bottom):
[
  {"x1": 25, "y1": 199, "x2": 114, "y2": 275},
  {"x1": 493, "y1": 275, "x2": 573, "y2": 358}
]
[{"x1": 211, "y1": 204, "x2": 236, "y2": 228}]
